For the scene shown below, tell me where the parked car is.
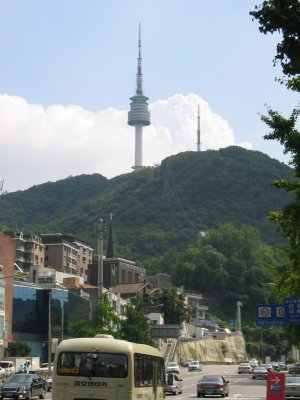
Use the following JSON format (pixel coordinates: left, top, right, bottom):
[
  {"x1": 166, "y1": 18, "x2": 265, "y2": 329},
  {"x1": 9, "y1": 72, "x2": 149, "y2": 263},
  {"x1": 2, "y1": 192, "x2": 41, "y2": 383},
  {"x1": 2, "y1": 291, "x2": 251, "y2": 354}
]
[
  {"x1": 288, "y1": 363, "x2": 300, "y2": 374},
  {"x1": 196, "y1": 375, "x2": 229, "y2": 398},
  {"x1": 164, "y1": 373, "x2": 183, "y2": 395},
  {"x1": 252, "y1": 366, "x2": 268, "y2": 380},
  {"x1": 285, "y1": 375, "x2": 300, "y2": 398},
  {"x1": 0, "y1": 373, "x2": 46, "y2": 399},
  {"x1": 167, "y1": 362, "x2": 180, "y2": 374},
  {"x1": 189, "y1": 361, "x2": 202, "y2": 372},
  {"x1": 0, "y1": 362, "x2": 15, "y2": 377},
  {"x1": 238, "y1": 363, "x2": 252, "y2": 374}
]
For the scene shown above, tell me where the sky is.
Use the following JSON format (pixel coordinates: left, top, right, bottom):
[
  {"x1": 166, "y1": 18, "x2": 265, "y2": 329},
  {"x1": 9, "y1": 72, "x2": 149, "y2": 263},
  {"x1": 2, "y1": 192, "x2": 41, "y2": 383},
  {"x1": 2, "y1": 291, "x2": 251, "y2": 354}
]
[{"x1": 0, "y1": 0, "x2": 298, "y2": 194}]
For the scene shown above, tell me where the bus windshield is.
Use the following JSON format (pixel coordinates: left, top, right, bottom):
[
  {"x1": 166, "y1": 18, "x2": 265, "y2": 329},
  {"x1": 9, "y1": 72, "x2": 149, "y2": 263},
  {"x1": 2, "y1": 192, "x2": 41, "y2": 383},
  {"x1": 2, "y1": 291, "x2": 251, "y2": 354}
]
[{"x1": 57, "y1": 351, "x2": 128, "y2": 378}]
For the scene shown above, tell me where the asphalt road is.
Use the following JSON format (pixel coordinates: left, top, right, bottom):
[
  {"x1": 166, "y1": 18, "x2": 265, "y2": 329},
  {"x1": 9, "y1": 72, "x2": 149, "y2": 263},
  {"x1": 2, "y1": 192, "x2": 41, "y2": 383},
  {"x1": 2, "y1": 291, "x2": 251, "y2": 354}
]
[
  {"x1": 177, "y1": 364, "x2": 267, "y2": 399},
  {"x1": 45, "y1": 364, "x2": 276, "y2": 399}
]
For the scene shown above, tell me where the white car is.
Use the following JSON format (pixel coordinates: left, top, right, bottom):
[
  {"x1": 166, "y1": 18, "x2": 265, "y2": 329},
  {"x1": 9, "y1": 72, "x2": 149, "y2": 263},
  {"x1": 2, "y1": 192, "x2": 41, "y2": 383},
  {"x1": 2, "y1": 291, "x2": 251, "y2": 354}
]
[
  {"x1": 188, "y1": 360, "x2": 202, "y2": 372},
  {"x1": 238, "y1": 363, "x2": 252, "y2": 374},
  {"x1": 167, "y1": 362, "x2": 180, "y2": 374}
]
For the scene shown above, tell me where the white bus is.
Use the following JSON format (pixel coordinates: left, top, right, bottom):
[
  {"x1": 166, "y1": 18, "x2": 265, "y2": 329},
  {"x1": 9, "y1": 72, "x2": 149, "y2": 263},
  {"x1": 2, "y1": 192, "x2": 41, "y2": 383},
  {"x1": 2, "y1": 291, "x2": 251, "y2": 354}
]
[{"x1": 52, "y1": 335, "x2": 165, "y2": 400}]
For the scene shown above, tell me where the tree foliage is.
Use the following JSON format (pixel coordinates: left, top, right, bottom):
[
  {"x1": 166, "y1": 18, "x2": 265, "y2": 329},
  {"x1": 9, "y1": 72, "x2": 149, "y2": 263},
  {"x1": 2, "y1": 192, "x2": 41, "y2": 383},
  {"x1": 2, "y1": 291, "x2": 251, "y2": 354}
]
[
  {"x1": 71, "y1": 293, "x2": 121, "y2": 338},
  {"x1": 152, "y1": 287, "x2": 191, "y2": 324},
  {"x1": 118, "y1": 297, "x2": 154, "y2": 345},
  {"x1": 250, "y1": 0, "x2": 300, "y2": 91},
  {"x1": 0, "y1": 147, "x2": 294, "y2": 261},
  {"x1": 251, "y1": 0, "x2": 300, "y2": 299},
  {"x1": 8, "y1": 341, "x2": 31, "y2": 356}
]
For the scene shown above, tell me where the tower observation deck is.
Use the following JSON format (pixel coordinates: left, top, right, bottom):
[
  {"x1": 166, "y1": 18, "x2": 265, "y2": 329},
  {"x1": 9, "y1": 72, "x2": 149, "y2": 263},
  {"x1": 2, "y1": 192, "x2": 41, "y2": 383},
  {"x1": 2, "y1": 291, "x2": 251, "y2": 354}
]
[{"x1": 128, "y1": 24, "x2": 150, "y2": 171}]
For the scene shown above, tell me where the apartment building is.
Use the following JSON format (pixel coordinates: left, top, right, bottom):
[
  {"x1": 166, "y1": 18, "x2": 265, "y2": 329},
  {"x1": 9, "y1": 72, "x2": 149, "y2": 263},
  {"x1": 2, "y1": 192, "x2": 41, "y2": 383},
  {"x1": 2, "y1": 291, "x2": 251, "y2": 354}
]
[{"x1": 41, "y1": 233, "x2": 93, "y2": 281}]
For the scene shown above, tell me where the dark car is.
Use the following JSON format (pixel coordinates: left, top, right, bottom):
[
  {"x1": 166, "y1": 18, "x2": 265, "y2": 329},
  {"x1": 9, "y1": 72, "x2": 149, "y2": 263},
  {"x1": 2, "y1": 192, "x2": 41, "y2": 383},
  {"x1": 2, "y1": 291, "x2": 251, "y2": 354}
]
[
  {"x1": 197, "y1": 375, "x2": 229, "y2": 398},
  {"x1": 0, "y1": 373, "x2": 46, "y2": 399},
  {"x1": 288, "y1": 363, "x2": 300, "y2": 374}
]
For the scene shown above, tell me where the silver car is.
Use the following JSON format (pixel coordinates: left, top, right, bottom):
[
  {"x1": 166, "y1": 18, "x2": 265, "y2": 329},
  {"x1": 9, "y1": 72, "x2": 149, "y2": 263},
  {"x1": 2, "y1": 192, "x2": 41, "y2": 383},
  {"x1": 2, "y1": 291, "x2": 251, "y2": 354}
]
[
  {"x1": 164, "y1": 373, "x2": 183, "y2": 395},
  {"x1": 285, "y1": 375, "x2": 300, "y2": 398}
]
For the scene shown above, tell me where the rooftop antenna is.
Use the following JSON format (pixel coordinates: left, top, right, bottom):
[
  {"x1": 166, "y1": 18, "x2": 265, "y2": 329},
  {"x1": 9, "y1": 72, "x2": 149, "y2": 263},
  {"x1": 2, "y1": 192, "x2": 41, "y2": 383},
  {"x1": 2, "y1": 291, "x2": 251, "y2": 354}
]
[{"x1": 197, "y1": 105, "x2": 201, "y2": 152}]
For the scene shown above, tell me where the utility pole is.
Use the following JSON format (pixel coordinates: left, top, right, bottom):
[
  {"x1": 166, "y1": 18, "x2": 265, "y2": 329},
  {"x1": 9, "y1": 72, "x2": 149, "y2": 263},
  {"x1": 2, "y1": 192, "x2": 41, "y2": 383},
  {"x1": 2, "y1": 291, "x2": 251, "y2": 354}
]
[{"x1": 98, "y1": 218, "x2": 104, "y2": 302}]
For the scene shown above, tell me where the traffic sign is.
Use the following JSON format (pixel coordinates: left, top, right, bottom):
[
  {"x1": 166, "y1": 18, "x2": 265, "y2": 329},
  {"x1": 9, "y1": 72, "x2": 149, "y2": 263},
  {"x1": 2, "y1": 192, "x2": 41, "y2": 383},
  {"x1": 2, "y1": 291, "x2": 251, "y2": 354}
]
[
  {"x1": 267, "y1": 373, "x2": 285, "y2": 400},
  {"x1": 284, "y1": 297, "x2": 300, "y2": 324},
  {"x1": 256, "y1": 304, "x2": 284, "y2": 326}
]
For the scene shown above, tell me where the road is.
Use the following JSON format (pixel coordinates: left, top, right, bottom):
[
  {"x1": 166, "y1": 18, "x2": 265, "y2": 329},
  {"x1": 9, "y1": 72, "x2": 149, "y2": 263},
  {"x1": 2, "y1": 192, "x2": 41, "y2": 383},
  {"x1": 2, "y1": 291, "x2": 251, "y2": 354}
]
[
  {"x1": 177, "y1": 364, "x2": 267, "y2": 399},
  {"x1": 45, "y1": 364, "x2": 272, "y2": 399}
]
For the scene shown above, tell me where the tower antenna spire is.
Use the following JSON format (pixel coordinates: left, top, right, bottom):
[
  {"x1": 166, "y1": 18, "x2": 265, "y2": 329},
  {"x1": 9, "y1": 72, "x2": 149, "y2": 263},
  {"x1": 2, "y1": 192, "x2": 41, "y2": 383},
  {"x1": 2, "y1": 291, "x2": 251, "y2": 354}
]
[
  {"x1": 136, "y1": 23, "x2": 143, "y2": 95},
  {"x1": 128, "y1": 24, "x2": 151, "y2": 171},
  {"x1": 197, "y1": 105, "x2": 201, "y2": 152}
]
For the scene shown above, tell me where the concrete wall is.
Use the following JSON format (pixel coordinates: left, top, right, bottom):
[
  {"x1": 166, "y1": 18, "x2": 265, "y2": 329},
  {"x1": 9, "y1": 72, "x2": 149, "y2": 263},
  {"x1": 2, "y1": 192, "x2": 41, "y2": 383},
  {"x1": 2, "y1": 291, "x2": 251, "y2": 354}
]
[{"x1": 175, "y1": 333, "x2": 247, "y2": 364}]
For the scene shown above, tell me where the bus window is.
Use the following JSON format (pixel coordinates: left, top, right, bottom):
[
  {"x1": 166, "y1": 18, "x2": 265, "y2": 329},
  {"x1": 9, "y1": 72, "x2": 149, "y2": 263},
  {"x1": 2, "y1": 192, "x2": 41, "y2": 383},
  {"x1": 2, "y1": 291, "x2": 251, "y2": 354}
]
[{"x1": 57, "y1": 352, "x2": 128, "y2": 378}]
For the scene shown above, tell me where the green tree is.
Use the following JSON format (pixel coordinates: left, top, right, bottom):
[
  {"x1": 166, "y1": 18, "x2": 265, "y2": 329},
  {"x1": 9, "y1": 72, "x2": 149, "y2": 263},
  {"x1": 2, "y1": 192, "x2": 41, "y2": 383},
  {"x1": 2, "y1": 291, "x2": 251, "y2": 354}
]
[
  {"x1": 8, "y1": 341, "x2": 31, "y2": 356},
  {"x1": 250, "y1": 1, "x2": 300, "y2": 299},
  {"x1": 71, "y1": 292, "x2": 121, "y2": 338},
  {"x1": 250, "y1": 0, "x2": 300, "y2": 91},
  {"x1": 119, "y1": 297, "x2": 154, "y2": 345},
  {"x1": 152, "y1": 287, "x2": 191, "y2": 324}
]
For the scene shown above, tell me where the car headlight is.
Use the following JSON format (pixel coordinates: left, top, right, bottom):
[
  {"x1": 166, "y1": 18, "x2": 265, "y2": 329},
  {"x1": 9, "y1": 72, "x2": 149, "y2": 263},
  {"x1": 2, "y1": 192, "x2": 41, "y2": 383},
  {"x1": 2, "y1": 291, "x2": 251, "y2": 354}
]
[{"x1": 18, "y1": 386, "x2": 27, "y2": 393}]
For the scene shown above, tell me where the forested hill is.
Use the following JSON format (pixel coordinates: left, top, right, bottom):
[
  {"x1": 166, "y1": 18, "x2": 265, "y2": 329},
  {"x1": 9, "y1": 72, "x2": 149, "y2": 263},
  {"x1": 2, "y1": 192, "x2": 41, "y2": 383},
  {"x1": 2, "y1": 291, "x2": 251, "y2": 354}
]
[{"x1": 0, "y1": 146, "x2": 294, "y2": 263}]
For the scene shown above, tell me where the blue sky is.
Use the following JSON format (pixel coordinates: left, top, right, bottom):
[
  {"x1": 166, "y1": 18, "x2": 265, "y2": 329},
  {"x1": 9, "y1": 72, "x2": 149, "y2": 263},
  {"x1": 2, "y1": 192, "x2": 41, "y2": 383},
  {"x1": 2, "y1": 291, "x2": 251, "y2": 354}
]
[{"x1": 0, "y1": 1, "x2": 298, "y2": 193}]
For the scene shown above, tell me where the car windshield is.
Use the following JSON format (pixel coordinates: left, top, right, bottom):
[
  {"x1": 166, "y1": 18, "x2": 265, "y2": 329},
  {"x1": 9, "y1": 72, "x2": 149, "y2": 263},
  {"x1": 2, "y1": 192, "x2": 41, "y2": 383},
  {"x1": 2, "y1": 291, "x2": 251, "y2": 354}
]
[
  {"x1": 190, "y1": 362, "x2": 198, "y2": 365},
  {"x1": 6, "y1": 374, "x2": 32, "y2": 383},
  {"x1": 201, "y1": 375, "x2": 222, "y2": 382},
  {"x1": 168, "y1": 363, "x2": 177, "y2": 367}
]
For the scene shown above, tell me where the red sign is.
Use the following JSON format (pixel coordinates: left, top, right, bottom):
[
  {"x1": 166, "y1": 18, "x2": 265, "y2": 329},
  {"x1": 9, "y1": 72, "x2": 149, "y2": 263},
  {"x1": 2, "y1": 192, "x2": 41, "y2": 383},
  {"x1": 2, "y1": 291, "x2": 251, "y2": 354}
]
[{"x1": 267, "y1": 373, "x2": 285, "y2": 400}]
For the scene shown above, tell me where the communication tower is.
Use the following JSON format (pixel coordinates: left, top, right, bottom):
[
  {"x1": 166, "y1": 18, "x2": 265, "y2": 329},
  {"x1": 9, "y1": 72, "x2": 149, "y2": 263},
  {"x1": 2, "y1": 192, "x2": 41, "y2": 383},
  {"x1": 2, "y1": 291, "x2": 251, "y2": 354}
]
[
  {"x1": 197, "y1": 105, "x2": 201, "y2": 152},
  {"x1": 128, "y1": 24, "x2": 151, "y2": 171}
]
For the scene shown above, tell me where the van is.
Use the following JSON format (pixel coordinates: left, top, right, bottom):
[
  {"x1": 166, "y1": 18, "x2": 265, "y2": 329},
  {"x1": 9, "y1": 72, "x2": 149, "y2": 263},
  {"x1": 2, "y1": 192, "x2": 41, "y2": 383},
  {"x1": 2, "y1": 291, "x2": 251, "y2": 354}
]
[{"x1": 0, "y1": 361, "x2": 15, "y2": 376}]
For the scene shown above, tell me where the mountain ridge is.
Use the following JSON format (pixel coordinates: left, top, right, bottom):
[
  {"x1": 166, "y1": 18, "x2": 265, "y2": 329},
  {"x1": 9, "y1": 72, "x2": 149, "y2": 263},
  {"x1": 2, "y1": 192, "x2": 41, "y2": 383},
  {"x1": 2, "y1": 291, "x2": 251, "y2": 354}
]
[{"x1": 0, "y1": 146, "x2": 294, "y2": 265}]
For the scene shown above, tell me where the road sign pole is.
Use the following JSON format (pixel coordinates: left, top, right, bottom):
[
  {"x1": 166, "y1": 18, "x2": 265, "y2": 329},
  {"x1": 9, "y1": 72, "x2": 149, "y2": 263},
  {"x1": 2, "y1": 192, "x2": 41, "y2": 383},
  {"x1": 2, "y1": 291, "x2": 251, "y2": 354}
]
[{"x1": 266, "y1": 373, "x2": 285, "y2": 400}]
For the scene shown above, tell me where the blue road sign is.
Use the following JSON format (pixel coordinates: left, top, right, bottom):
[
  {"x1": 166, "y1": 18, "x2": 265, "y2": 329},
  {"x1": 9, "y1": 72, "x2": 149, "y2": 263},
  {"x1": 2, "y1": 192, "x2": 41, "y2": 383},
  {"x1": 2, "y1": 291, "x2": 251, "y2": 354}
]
[
  {"x1": 284, "y1": 297, "x2": 300, "y2": 324},
  {"x1": 256, "y1": 304, "x2": 285, "y2": 326}
]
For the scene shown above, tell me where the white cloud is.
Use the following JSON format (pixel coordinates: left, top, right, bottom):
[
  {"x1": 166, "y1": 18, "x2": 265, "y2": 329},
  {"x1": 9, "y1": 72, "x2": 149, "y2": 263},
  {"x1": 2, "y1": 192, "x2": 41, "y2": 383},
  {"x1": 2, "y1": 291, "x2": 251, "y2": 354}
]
[{"x1": 0, "y1": 92, "x2": 251, "y2": 193}]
